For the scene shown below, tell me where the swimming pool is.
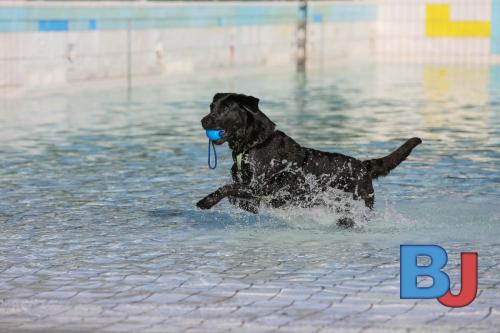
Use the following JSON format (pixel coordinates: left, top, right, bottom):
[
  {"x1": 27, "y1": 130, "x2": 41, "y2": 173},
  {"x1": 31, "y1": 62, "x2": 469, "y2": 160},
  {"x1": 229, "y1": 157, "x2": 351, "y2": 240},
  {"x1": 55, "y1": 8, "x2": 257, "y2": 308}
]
[{"x1": 0, "y1": 64, "x2": 499, "y2": 332}]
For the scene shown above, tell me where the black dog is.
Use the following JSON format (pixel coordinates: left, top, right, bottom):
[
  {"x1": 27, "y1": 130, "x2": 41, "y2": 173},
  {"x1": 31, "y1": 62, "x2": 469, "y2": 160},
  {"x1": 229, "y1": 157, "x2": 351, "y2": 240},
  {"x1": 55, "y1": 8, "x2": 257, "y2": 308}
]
[{"x1": 197, "y1": 93, "x2": 421, "y2": 226}]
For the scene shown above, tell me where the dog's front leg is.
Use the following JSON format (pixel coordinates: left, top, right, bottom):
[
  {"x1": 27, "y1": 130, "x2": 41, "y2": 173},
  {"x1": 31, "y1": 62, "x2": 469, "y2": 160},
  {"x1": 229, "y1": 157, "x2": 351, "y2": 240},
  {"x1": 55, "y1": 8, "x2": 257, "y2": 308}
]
[
  {"x1": 196, "y1": 184, "x2": 254, "y2": 210},
  {"x1": 229, "y1": 197, "x2": 260, "y2": 214}
]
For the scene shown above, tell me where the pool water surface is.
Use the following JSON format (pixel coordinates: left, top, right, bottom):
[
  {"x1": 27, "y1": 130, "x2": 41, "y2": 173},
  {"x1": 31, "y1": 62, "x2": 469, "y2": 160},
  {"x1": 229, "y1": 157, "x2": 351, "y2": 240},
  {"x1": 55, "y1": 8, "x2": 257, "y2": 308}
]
[{"x1": 0, "y1": 64, "x2": 499, "y2": 332}]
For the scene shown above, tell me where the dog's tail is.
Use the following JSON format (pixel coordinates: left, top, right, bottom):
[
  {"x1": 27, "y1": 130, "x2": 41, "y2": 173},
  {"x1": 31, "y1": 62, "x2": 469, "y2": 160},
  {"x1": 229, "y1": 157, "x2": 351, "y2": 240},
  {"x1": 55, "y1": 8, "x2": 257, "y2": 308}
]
[{"x1": 363, "y1": 137, "x2": 422, "y2": 179}]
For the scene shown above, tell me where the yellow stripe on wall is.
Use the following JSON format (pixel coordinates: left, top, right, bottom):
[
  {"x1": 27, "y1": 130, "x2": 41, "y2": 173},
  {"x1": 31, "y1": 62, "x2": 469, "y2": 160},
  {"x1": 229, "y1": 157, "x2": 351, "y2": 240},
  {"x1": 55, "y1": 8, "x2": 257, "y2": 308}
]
[{"x1": 426, "y1": 4, "x2": 491, "y2": 37}]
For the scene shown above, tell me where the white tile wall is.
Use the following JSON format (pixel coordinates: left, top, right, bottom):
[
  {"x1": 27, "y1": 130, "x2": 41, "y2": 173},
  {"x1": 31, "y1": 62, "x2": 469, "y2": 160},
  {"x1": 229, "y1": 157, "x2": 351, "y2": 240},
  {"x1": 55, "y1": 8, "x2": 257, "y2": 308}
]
[
  {"x1": 376, "y1": 0, "x2": 494, "y2": 63},
  {"x1": 1, "y1": 0, "x2": 499, "y2": 90}
]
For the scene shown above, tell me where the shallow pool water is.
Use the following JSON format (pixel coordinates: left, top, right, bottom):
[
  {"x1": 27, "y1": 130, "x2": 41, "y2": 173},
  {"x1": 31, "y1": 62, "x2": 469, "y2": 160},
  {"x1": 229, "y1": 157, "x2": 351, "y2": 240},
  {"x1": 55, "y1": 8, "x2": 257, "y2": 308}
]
[{"x1": 0, "y1": 64, "x2": 499, "y2": 332}]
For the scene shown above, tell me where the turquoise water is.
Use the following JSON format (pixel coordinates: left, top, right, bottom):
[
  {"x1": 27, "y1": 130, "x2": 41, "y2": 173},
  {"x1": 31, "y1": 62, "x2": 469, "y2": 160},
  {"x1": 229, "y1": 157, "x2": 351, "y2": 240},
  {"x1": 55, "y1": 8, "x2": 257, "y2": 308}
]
[{"x1": 0, "y1": 65, "x2": 499, "y2": 331}]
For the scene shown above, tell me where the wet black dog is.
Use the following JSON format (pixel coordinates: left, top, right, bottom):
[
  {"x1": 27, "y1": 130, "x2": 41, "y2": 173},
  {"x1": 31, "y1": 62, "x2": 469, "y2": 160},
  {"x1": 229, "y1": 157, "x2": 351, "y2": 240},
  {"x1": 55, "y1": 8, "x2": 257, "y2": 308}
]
[{"x1": 197, "y1": 93, "x2": 421, "y2": 227}]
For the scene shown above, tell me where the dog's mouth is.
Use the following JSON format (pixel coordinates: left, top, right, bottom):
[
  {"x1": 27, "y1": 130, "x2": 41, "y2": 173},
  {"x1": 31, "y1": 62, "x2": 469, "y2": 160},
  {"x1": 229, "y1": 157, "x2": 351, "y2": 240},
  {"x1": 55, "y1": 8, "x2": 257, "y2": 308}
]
[
  {"x1": 212, "y1": 131, "x2": 227, "y2": 145},
  {"x1": 212, "y1": 138, "x2": 226, "y2": 145},
  {"x1": 205, "y1": 128, "x2": 228, "y2": 145}
]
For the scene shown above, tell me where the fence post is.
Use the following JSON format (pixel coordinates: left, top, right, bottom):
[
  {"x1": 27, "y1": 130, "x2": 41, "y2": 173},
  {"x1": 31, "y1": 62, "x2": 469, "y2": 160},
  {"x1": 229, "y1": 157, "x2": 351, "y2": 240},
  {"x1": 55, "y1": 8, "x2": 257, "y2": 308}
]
[
  {"x1": 127, "y1": 18, "x2": 132, "y2": 100},
  {"x1": 297, "y1": 0, "x2": 308, "y2": 72}
]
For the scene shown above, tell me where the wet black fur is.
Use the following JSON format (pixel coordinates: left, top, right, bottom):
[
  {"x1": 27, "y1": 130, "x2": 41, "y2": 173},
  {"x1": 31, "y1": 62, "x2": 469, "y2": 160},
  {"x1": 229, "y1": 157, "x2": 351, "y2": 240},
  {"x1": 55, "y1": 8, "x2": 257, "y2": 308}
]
[{"x1": 197, "y1": 93, "x2": 422, "y2": 226}]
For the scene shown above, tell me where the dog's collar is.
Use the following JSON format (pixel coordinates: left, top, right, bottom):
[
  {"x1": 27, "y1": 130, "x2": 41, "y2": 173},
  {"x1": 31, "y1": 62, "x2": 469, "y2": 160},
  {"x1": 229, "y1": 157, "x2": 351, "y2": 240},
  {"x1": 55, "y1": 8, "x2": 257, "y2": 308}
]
[
  {"x1": 233, "y1": 131, "x2": 276, "y2": 172},
  {"x1": 235, "y1": 152, "x2": 243, "y2": 171}
]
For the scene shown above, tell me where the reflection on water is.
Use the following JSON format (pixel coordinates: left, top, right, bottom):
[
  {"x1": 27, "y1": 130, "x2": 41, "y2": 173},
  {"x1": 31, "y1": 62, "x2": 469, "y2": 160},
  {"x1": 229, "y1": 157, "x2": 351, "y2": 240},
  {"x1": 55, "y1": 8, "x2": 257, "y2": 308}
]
[{"x1": 0, "y1": 64, "x2": 498, "y2": 302}]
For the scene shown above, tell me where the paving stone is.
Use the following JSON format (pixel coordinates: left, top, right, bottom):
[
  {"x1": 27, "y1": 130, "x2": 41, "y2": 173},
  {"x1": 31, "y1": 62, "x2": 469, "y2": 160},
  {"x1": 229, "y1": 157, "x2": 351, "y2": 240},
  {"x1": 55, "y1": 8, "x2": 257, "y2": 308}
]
[
  {"x1": 0, "y1": 235, "x2": 498, "y2": 333},
  {"x1": 36, "y1": 291, "x2": 78, "y2": 300},
  {"x1": 143, "y1": 292, "x2": 190, "y2": 304}
]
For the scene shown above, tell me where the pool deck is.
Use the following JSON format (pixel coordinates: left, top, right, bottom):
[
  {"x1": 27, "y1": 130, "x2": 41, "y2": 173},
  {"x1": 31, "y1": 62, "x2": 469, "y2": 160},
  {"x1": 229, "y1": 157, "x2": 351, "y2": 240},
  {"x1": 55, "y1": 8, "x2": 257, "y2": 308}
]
[{"x1": 1, "y1": 251, "x2": 498, "y2": 332}]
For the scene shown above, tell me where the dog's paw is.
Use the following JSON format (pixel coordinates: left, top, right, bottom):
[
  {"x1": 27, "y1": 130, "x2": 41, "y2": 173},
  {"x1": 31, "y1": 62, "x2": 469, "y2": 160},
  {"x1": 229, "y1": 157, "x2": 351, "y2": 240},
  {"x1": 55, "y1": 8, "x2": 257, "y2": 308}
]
[
  {"x1": 196, "y1": 197, "x2": 213, "y2": 210},
  {"x1": 337, "y1": 217, "x2": 355, "y2": 229}
]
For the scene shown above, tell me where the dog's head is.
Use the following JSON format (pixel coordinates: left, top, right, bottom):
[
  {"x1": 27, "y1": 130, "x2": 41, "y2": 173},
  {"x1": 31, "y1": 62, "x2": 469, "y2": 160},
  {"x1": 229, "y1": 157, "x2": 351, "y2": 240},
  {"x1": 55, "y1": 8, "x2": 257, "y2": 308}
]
[{"x1": 201, "y1": 93, "x2": 276, "y2": 152}]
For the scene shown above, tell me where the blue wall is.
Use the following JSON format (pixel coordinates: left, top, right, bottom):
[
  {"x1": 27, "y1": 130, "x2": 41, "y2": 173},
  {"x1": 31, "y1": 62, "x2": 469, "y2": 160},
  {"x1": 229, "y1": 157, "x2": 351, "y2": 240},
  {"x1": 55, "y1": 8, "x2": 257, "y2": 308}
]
[
  {"x1": 309, "y1": 4, "x2": 377, "y2": 23},
  {"x1": 0, "y1": 3, "x2": 377, "y2": 32}
]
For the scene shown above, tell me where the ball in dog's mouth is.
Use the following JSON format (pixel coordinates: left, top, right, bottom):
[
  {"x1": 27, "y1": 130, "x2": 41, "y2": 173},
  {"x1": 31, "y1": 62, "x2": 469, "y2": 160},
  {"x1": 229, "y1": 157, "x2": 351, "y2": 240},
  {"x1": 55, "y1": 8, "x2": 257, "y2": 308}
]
[{"x1": 205, "y1": 129, "x2": 227, "y2": 144}]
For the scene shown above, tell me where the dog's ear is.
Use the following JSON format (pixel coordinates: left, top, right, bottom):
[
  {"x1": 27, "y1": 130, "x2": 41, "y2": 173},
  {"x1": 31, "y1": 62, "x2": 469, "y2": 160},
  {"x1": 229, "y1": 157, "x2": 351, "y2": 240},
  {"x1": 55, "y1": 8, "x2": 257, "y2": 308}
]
[
  {"x1": 249, "y1": 109, "x2": 275, "y2": 132},
  {"x1": 212, "y1": 93, "x2": 231, "y2": 102},
  {"x1": 240, "y1": 96, "x2": 275, "y2": 147},
  {"x1": 233, "y1": 94, "x2": 260, "y2": 112}
]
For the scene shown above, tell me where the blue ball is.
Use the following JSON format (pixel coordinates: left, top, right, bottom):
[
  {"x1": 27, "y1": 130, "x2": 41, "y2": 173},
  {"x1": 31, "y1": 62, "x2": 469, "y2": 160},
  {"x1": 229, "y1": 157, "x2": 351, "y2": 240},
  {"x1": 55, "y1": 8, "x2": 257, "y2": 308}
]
[{"x1": 206, "y1": 129, "x2": 225, "y2": 141}]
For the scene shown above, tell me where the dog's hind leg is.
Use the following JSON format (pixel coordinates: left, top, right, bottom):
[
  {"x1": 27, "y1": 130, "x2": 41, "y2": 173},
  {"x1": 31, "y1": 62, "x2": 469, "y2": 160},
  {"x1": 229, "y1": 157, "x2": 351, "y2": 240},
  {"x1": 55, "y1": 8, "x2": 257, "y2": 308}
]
[
  {"x1": 334, "y1": 200, "x2": 355, "y2": 228},
  {"x1": 358, "y1": 181, "x2": 375, "y2": 209},
  {"x1": 337, "y1": 217, "x2": 355, "y2": 228}
]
